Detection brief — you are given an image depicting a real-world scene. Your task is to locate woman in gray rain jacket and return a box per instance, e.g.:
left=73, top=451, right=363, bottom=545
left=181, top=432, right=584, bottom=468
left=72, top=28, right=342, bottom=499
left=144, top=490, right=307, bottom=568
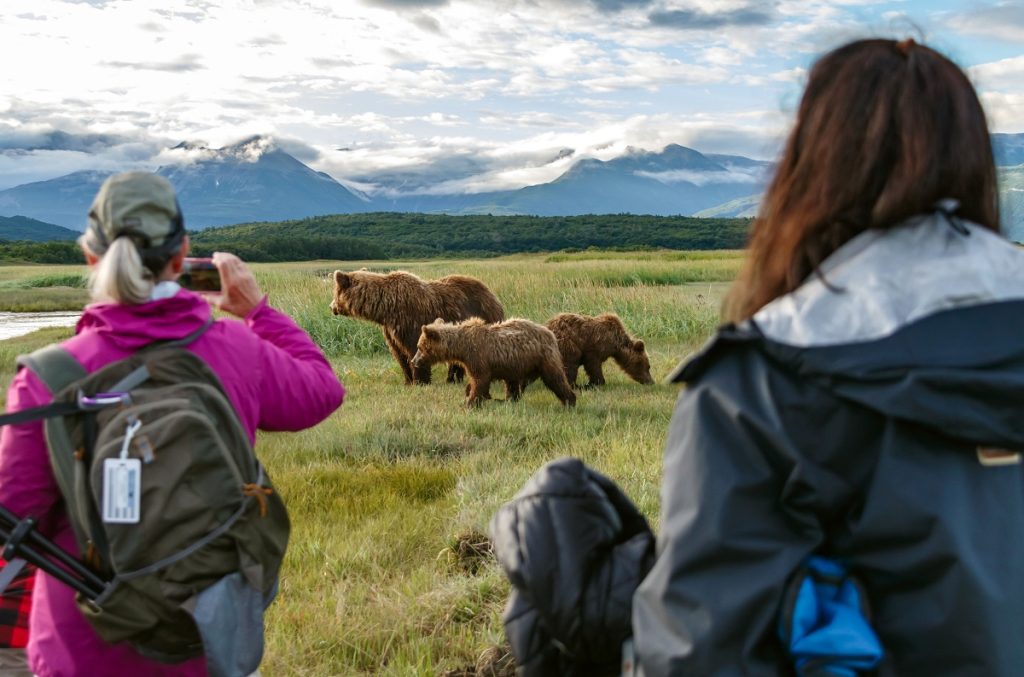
left=632, top=39, right=1024, bottom=675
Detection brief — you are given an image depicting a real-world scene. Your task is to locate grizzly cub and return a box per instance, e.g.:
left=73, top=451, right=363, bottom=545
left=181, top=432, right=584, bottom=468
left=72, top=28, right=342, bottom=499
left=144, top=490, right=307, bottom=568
left=545, top=312, right=654, bottom=388
left=411, top=318, right=576, bottom=407
left=331, top=269, right=504, bottom=385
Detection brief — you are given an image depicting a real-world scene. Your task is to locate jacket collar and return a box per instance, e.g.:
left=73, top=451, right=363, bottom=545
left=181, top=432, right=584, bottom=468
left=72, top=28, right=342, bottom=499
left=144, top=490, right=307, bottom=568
left=75, top=289, right=212, bottom=352
left=752, top=209, right=1024, bottom=348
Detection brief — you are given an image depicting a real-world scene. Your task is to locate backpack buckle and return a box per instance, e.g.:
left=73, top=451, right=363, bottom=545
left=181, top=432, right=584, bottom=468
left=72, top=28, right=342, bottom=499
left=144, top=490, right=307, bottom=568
left=77, top=390, right=132, bottom=410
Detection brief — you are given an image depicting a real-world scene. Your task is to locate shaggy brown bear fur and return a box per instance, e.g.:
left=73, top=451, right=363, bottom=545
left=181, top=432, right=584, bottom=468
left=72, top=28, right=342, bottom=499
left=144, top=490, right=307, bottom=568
left=331, top=269, right=505, bottom=385
left=410, top=318, right=576, bottom=407
left=545, top=312, right=654, bottom=387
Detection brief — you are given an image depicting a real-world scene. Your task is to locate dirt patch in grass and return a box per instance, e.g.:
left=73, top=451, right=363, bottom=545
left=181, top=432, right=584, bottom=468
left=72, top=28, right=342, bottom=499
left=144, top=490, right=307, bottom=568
left=442, top=645, right=516, bottom=677
left=439, top=530, right=495, bottom=576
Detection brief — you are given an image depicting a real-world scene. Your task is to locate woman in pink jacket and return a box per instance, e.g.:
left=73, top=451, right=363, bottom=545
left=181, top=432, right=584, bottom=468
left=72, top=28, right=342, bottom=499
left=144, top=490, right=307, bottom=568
left=0, top=171, right=345, bottom=676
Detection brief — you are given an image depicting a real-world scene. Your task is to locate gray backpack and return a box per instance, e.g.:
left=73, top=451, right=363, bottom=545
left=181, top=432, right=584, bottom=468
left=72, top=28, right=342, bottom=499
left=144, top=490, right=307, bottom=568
left=13, top=327, right=290, bottom=676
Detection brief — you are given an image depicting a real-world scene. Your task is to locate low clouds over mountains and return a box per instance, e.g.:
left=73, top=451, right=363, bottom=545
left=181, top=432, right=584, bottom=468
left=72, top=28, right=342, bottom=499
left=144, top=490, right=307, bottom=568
left=0, top=136, right=770, bottom=228
left=1, top=134, right=1022, bottom=243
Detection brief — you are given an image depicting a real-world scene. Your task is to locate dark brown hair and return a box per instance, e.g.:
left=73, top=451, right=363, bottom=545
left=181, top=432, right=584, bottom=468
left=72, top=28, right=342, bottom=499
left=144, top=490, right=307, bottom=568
left=724, top=38, right=999, bottom=322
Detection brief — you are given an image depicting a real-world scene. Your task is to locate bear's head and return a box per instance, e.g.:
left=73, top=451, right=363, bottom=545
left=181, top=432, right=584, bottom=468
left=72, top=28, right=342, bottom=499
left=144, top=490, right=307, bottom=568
left=411, top=318, right=447, bottom=369
left=615, top=339, right=655, bottom=385
left=330, top=269, right=424, bottom=321
left=330, top=271, right=355, bottom=316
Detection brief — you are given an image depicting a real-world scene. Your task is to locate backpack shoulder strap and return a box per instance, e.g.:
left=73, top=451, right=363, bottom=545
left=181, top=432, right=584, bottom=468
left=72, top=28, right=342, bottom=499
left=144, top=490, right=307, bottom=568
left=16, top=318, right=211, bottom=391
left=139, top=318, right=214, bottom=354
left=15, top=345, right=87, bottom=397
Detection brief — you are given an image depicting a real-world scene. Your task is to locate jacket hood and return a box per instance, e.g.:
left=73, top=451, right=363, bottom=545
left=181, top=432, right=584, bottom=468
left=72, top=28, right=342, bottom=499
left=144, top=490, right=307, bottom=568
left=676, top=208, right=1024, bottom=448
left=75, top=289, right=212, bottom=352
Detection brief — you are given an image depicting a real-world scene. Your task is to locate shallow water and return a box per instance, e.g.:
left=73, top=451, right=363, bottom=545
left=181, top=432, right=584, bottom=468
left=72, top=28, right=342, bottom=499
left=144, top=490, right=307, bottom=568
left=0, top=311, right=81, bottom=341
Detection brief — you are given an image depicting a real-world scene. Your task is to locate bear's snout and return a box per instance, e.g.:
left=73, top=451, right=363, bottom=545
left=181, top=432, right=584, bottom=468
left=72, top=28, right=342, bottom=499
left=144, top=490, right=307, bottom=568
left=410, top=350, right=425, bottom=367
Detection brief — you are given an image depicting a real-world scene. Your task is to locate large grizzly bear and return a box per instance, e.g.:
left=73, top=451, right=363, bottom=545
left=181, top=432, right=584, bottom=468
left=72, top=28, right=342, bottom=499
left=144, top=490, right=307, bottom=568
left=330, top=269, right=505, bottom=385
left=545, top=312, right=654, bottom=387
left=410, top=318, right=576, bottom=407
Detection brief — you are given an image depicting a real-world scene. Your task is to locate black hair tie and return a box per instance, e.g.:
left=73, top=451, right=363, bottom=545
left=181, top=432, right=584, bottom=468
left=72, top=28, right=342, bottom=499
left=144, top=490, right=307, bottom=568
left=934, top=198, right=969, bottom=236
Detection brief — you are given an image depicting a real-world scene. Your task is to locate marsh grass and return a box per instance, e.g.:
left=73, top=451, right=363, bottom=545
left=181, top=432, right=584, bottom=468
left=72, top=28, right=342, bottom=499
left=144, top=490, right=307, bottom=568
left=0, top=264, right=89, bottom=311
left=0, top=252, right=740, bottom=675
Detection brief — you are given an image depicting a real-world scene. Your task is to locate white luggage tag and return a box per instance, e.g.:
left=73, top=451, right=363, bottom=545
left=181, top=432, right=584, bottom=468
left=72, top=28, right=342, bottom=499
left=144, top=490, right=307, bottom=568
left=977, top=446, right=1022, bottom=467
left=102, top=418, right=143, bottom=524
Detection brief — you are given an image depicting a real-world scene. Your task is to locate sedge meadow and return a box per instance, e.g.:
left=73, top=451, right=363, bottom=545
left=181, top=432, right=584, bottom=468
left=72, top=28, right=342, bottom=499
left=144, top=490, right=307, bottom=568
left=0, top=251, right=740, bottom=675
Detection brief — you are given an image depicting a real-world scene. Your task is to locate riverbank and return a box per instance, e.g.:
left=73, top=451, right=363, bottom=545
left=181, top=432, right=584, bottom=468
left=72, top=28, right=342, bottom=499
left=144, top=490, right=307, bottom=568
left=0, top=311, right=80, bottom=341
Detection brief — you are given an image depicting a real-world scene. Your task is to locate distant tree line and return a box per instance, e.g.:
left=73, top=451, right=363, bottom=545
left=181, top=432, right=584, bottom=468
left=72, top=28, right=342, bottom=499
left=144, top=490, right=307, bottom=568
left=1, top=213, right=752, bottom=263
left=0, top=239, right=83, bottom=264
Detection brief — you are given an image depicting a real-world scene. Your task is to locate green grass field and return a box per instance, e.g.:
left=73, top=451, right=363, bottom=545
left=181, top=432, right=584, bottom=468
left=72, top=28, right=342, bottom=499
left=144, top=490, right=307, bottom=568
left=0, top=251, right=741, bottom=675
left=0, top=266, right=89, bottom=312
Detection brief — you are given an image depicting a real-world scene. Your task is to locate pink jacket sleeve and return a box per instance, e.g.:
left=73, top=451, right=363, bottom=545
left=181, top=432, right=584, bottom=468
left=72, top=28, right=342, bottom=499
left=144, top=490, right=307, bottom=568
left=0, top=370, right=62, bottom=531
left=245, top=297, right=345, bottom=431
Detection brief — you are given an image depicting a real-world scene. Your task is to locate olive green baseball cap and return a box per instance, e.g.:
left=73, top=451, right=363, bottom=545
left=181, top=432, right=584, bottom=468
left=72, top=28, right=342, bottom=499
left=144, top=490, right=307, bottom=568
left=83, top=171, right=184, bottom=255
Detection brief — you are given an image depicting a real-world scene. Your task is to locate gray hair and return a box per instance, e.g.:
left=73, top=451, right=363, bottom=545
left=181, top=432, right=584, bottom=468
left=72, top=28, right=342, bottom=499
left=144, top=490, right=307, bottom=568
left=79, top=234, right=158, bottom=305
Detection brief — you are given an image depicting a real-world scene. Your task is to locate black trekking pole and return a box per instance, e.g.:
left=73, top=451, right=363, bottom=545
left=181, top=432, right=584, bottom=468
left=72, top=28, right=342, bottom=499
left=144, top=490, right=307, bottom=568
left=0, top=504, right=106, bottom=599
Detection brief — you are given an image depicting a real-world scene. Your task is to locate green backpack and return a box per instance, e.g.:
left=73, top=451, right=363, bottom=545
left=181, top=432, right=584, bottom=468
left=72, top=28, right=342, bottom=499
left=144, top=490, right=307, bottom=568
left=15, top=328, right=290, bottom=675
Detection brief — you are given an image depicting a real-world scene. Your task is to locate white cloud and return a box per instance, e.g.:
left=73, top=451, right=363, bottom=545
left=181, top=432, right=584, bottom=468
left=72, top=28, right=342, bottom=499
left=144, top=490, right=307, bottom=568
left=0, top=0, right=1012, bottom=197
left=635, top=166, right=768, bottom=185
left=478, top=111, right=579, bottom=128
left=736, top=66, right=807, bottom=87
left=970, top=55, right=1024, bottom=134
left=981, top=92, right=1024, bottom=134
left=953, top=2, right=1024, bottom=43
left=700, top=46, right=749, bottom=67
left=313, top=110, right=787, bottom=196
left=971, top=55, right=1024, bottom=85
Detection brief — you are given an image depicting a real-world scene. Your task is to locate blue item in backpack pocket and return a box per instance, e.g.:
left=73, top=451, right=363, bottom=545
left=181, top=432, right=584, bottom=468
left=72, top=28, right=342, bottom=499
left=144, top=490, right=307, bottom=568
left=778, top=556, right=883, bottom=677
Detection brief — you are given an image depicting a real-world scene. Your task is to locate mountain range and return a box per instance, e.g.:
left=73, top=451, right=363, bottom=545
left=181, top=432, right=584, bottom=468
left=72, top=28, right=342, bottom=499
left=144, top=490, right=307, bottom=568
left=0, top=136, right=769, bottom=230
left=374, top=145, right=770, bottom=217
left=0, top=133, right=1022, bottom=241
left=0, top=215, right=79, bottom=242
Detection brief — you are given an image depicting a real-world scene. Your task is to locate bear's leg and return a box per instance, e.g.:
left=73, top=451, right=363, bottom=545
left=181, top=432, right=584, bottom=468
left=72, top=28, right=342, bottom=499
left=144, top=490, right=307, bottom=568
left=505, top=380, right=523, bottom=401
left=466, top=372, right=492, bottom=407
left=564, top=360, right=581, bottom=390
left=540, top=363, right=576, bottom=407
left=414, top=362, right=433, bottom=385
left=447, top=364, right=465, bottom=383
left=465, top=381, right=492, bottom=399
left=384, top=328, right=415, bottom=385
left=400, top=328, right=432, bottom=385
left=582, top=355, right=606, bottom=388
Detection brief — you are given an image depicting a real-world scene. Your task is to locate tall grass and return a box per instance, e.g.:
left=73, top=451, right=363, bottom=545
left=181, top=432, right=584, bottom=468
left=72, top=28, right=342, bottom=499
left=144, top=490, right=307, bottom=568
left=0, top=265, right=89, bottom=312
left=0, top=252, right=741, bottom=675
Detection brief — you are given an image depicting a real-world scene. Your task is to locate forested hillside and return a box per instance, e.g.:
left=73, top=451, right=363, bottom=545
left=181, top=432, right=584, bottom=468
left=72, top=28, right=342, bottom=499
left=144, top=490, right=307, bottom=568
left=1, top=213, right=750, bottom=263
left=0, top=240, right=82, bottom=263
left=0, top=215, right=79, bottom=242
left=187, top=212, right=751, bottom=261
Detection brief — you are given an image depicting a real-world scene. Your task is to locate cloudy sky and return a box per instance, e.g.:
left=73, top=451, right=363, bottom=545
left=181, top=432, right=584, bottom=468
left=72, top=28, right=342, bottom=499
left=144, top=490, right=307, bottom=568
left=1, top=0, right=1022, bottom=194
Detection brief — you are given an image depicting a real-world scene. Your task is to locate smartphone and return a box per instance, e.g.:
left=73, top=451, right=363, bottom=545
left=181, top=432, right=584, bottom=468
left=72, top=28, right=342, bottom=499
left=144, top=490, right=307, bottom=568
left=179, top=258, right=222, bottom=293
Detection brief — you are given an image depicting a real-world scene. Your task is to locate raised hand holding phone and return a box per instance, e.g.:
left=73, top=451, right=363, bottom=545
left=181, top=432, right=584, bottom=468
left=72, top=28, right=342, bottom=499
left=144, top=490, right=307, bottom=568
left=211, top=252, right=263, bottom=317
left=179, top=258, right=222, bottom=293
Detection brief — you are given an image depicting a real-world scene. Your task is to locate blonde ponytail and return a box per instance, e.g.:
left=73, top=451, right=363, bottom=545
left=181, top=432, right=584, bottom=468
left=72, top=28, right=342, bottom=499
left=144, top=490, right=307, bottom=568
left=82, top=236, right=155, bottom=304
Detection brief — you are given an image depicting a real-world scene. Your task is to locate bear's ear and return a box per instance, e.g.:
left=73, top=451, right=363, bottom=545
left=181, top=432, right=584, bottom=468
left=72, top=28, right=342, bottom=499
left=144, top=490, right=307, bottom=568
left=433, top=317, right=445, bottom=325
left=334, top=271, right=352, bottom=289
left=634, top=340, right=645, bottom=352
